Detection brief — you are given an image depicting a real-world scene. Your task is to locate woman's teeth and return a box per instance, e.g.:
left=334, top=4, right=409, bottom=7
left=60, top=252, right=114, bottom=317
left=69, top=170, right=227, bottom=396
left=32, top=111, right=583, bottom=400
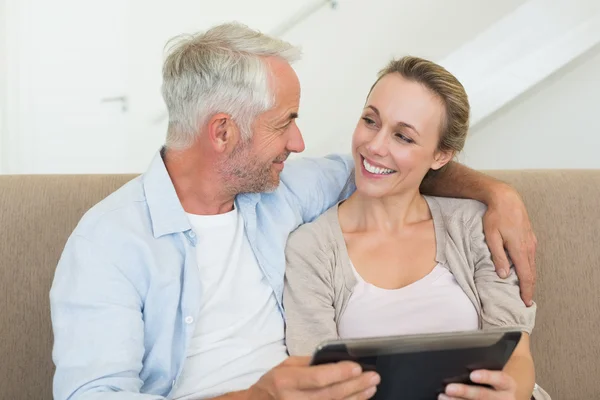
left=363, top=158, right=395, bottom=175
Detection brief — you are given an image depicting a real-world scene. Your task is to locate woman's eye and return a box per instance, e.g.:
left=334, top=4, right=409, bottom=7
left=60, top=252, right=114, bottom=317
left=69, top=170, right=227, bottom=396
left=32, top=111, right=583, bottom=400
left=396, top=133, right=414, bottom=143
left=362, top=117, right=376, bottom=126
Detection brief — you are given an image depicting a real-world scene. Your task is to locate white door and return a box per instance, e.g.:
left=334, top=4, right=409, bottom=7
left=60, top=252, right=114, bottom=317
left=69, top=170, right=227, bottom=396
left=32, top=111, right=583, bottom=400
left=4, top=0, right=130, bottom=173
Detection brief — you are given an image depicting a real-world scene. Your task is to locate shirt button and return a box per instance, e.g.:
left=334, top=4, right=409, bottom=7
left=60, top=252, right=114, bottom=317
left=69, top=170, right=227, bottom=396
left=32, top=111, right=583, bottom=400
left=185, top=316, right=194, bottom=324
left=188, top=231, right=196, bottom=238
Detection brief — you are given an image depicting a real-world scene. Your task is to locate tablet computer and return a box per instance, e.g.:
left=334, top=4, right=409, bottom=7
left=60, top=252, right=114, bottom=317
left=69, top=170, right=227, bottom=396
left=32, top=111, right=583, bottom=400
left=310, top=329, right=521, bottom=399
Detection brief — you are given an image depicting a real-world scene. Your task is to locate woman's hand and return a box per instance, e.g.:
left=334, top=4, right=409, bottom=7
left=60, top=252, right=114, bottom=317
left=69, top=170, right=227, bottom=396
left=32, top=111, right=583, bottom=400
left=438, top=370, right=517, bottom=400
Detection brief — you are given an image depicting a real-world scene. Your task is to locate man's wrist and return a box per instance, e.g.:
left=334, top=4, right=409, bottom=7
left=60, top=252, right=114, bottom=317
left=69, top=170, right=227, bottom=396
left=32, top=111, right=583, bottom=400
left=212, top=389, right=252, bottom=400
left=486, top=180, right=519, bottom=208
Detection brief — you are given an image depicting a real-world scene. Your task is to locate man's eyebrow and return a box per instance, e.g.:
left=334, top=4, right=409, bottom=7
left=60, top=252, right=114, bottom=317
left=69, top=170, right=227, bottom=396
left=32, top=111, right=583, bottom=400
left=289, top=112, right=299, bottom=120
left=365, top=105, right=419, bottom=136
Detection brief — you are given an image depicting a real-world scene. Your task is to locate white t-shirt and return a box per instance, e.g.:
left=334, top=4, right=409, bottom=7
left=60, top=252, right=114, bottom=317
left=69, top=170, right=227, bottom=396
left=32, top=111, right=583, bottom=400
left=172, top=208, right=288, bottom=400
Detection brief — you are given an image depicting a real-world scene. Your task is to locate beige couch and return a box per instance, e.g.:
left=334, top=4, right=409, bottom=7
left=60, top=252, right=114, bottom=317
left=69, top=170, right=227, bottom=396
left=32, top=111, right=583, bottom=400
left=1, top=171, right=599, bottom=399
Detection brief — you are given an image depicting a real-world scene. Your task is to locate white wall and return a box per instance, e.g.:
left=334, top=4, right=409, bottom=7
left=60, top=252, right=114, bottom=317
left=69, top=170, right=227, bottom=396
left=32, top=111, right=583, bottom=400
left=461, top=43, right=600, bottom=170
left=3, top=0, right=560, bottom=174
left=126, top=0, right=528, bottom=168
left=0, top=0, right=7, bottom=172
left=284, top=0, right=527, bottom=158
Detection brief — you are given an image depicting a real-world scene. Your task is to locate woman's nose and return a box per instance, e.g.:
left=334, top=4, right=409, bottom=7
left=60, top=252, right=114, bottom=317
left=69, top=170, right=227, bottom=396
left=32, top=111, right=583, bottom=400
left=366, top=130, right=389, bottom=156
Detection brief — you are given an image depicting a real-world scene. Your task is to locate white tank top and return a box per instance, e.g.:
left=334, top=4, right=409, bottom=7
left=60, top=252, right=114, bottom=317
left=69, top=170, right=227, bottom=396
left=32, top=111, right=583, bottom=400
left=338, top=262, right=479, bottom=339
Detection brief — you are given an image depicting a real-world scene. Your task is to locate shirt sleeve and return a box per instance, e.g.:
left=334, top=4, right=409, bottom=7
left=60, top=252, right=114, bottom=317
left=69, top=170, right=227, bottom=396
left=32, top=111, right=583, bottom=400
left=50, top=235, right=165, bottom=400
left=281, top=154, right=355, bottom=224
left=283, top=223, right=339, bottom=356
left=468, top=212, right=537, bottom=334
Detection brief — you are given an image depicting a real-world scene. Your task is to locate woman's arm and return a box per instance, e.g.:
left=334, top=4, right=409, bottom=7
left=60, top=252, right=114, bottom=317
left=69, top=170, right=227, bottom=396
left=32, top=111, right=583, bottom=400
left=283, top=223, right=339, bottom=356
left=504, top=334, right=536, bottom=400
left=421, top=161, right=537, bottom=306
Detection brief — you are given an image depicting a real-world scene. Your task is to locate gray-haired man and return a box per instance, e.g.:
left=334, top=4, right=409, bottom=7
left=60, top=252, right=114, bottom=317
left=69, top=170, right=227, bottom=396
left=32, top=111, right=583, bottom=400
left=51, top=22, right=537, bottom=400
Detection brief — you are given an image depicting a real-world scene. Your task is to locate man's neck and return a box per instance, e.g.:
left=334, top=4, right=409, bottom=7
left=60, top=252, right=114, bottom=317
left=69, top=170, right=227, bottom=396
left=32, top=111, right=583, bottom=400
left=164, top=149, right=236, bottom=215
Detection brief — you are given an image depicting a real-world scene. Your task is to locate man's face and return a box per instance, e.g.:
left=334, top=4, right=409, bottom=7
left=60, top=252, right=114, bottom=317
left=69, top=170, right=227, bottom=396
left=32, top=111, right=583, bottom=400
left=223, top=57, right=305, bottom=193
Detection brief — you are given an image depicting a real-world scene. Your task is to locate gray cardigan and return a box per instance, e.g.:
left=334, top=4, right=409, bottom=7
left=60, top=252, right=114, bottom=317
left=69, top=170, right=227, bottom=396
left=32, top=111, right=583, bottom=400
left=283, top=196, right=537, bottom=356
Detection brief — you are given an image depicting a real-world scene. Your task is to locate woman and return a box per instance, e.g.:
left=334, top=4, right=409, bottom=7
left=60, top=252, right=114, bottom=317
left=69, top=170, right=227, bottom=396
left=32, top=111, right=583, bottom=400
left=284, top=57, right=542, bottom=400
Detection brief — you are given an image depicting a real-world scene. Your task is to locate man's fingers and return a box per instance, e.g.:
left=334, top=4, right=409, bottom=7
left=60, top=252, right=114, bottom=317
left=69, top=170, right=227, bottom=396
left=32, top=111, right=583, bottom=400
left=486, top=230, right=510, bottom=278
left=312, top=371, right=379, bottom=400
left=281, top=356, right=311, bottom=367
left=293, top=361, right=364, bottom=389
left=506, top=239, right=535, bottom=306
left=526, top=232, right=537, bottom=305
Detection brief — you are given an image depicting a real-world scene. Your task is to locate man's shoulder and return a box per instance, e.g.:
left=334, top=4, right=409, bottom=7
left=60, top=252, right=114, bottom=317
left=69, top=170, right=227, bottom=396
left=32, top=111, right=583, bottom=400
left=73, top=176, right=149, bottom=238
left=279, top=154, right=353, bottom=181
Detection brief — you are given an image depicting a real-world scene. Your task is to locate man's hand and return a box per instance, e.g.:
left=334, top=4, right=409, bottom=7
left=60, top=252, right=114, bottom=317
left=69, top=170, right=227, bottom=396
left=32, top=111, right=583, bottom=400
left=438, top=370, right=518, bottom=400
left=245, top=356, right=379, bottom=400
left=483, top=183, right=537, bottom=306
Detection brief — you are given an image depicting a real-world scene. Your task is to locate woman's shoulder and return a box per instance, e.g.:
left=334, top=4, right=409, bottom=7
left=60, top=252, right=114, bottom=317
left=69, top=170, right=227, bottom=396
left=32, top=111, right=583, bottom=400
left=286, top=204, right=341, bottom=252
left=425, top=196, right=487, bottom=228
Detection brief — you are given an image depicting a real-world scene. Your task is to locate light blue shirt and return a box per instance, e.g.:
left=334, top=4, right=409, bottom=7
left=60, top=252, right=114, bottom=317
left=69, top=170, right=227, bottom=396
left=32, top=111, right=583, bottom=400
left=50, top=150, right=354, bottom=400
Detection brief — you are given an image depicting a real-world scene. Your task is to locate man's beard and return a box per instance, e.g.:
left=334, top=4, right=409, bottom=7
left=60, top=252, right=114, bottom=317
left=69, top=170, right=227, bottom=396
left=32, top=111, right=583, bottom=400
left=220, top=141, right=289, bottom=194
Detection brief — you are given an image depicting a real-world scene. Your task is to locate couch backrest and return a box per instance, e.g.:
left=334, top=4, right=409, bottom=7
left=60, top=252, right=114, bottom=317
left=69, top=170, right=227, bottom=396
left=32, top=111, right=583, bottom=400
left=486, top=170, right=600, bottom=399
left=0, top=174, right=137, bottom=399
left=0, top=171, right=598, bottom=399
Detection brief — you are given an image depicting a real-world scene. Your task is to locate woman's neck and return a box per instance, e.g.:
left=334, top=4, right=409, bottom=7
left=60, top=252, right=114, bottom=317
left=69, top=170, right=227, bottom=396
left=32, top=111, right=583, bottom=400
left=340, top=190, right=432, bottom=233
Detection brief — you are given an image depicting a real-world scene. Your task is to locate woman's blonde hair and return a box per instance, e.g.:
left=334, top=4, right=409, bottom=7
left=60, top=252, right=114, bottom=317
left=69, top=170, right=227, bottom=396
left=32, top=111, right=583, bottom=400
left=369, top=56, right=470, bottom=156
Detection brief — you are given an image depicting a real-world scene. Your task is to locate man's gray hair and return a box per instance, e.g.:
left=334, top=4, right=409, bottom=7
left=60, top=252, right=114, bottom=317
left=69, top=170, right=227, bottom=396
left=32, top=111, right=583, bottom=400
left=161, top=22, right=301, bottom=149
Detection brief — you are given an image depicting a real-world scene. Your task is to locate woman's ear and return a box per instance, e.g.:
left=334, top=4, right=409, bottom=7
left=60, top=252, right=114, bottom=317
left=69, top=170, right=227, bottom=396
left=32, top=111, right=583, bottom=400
left=431, top=149, right=454, bottom=171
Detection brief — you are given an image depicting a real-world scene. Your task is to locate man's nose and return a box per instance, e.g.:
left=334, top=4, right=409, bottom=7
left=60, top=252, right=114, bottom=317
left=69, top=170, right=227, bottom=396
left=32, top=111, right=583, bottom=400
left=287, top=123, right=305, bottom=153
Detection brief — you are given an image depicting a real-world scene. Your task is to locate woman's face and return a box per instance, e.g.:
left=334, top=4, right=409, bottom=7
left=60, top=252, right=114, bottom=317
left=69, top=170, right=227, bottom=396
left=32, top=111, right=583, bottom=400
left=352, top=73, right=452, bottom=199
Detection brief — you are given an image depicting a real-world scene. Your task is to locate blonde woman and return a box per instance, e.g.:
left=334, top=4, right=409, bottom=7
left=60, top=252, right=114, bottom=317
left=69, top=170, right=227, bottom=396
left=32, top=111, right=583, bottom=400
left=284, top=57, right=543, bottom=400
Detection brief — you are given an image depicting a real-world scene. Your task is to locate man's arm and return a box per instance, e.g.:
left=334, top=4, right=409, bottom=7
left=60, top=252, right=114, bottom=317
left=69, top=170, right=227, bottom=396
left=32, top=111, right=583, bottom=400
left=281, top=154, right=354, bottom=224
left=217, top=357, right=379, bottom=400
left=421, top=161, right=537, bottom=305
left=51, top=235, right=162, bottom=400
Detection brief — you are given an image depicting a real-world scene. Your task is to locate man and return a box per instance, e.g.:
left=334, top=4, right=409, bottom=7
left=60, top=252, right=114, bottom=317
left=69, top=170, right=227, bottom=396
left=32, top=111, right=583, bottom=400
left=50, top=22, right=537, bottom=400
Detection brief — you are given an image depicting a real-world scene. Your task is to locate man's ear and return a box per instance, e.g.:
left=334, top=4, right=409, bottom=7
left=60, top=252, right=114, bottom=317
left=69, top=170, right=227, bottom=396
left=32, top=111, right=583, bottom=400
left=206, top=113, right=240, bottom=152
left=431, top=149, right=454, bottom=171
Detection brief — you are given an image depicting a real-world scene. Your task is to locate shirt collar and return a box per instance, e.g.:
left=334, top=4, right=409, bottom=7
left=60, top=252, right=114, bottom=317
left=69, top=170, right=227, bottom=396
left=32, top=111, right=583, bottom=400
left=142, top=148, right=192, bottom=238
